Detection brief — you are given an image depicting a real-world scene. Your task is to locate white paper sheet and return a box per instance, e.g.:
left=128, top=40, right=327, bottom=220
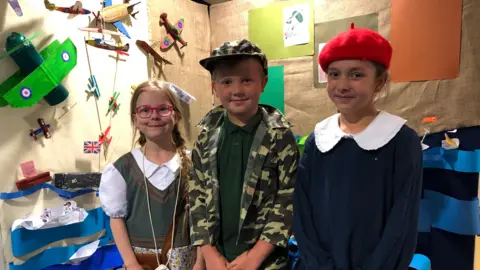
left=11, top=200, right=88, bottom=231
left=318, top=43, right=328, bottom=83
left=283, top=3, right=310, bottom=47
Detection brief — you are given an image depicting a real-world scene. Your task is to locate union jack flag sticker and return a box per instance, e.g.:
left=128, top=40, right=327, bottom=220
left=84, top=141, right=101, bottom=154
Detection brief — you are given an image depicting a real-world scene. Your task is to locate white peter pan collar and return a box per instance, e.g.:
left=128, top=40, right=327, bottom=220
left=131, top=148, right=180, bottom=178
left=314, top=111, right=407, bottom=153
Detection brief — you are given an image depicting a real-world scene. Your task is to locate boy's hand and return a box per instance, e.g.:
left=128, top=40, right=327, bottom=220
left=201, top=245, right=228, bottom=270
left=227, top=251, right=262, bottom=270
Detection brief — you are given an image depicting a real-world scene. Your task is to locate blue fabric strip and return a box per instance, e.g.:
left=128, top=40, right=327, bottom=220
left=423, top=147, right=480, bottom=173
left=11, top=207, right=106, bottom=257
left=0, top=183, right=97, bottom=200
left=9, top=213, right=113, bottom=270
left=409, top=254, right=431, bottom=270
left=41, top=244, right=123, bottom=270
left=418, top=190, right=480, bottom=235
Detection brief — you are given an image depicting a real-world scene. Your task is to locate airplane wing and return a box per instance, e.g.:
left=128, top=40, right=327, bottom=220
left=112, top=21, right=131, bottom=39
left=173, top=18, right=185, bottom=35
left=1, top=38, right=77, bottom=107
left=0, top=40, right=62, bottom=107
left=160, top=34, right=175, bottom=49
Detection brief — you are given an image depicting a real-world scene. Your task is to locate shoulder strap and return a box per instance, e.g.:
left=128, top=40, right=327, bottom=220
left=159, top=195, right=186, bottom=264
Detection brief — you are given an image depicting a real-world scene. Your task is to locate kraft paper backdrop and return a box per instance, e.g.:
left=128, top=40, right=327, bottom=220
left=210, top=0, right=480, bottom=138
left=0, top=0, right=210, bottom=267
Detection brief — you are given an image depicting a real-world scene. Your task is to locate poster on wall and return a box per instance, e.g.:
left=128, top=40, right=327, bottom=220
left=317, top=43, right=328, bottom=83
left=313, top=13, right=378, bottom=88
left=390, top=0, right=462, bottom=82
left=248, top=0, right=314, bottom=60
left=283, top=3, right=310, bottom=47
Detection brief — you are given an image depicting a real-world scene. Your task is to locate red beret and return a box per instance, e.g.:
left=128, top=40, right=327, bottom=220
left=318, top=23, right=392, bottom=72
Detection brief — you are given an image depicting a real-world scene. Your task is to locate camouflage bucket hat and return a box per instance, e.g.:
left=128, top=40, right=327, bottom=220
left=199, top=39, right=268, bottom=75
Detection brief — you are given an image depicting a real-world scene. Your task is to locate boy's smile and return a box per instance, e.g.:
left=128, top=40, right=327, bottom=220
left=212, top=57, right=268, bottom=126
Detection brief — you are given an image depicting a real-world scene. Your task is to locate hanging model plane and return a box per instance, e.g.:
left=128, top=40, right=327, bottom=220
left=0, top=32, right=77, bottom=108
left=99, top=126, right=112, bottom=145
left=92, top=0, right=140, bottom=39
left=44, top=0, right=91, bottom=15
left=159, top=13, right=187, bottom=50
left=29, top=118, right=51, bottom=141
left=86, top=38, right=129, bottom=55
left=136, top=40, right=171, bottom=65
left=8, top=0, right=23, bottom=16
left=78, top=27, right=127, bottom=38
left=106, top=91, right=120, bottom=116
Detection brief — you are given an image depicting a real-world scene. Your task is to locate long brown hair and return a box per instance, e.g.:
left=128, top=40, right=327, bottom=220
left=130, top=80, right=192, bottom=195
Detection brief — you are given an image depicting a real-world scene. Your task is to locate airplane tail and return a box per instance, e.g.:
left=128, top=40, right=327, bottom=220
left=128, top=1, right=141, bottom=14
left=131, top=11, right=139, bottom=19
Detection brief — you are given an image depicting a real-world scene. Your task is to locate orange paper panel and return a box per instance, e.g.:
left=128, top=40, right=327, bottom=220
left=390, top=0, right=463, bottom=82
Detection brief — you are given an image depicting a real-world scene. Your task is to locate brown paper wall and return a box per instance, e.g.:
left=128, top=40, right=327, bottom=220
left=147, top=0, right=211, bottom=142
left=210, top=0, right=480, bottom=137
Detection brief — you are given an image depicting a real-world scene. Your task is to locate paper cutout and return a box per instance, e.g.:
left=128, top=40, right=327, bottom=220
left=390, top=0, right=462, bottom=82
left=20, top=160, right=37, bottom=178
left=259, top=66, right=285, bottom=114
left=441, top=133, right=460, bottom=150
left=283, top=3, right=310, bottom=47
left=248, top=0, right=314, bottom=60
left=11, top=200, right=88, bottom=231
left=68, top=240, right=100, bottom=264
left=313, top=13, right=378, bottom=88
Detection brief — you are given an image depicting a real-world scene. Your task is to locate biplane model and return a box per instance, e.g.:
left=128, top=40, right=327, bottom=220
left=8, top=0, right=23, bottom=16
left=99, top=126, right=112, bottom=146
left=106, top=91, right=120, bottom=116
left=79, top=27, right=127, bottom=38
left=44, top=0, right=92, bottom=15
left=0, top=32, right=77, bottom=108
left=30, top=118, right=51, bottom=141
left=92, top=0, right=140, bottom=39
left=159, top=13, right=187, bottom=50
left=86, top=38, right=129, bottom=55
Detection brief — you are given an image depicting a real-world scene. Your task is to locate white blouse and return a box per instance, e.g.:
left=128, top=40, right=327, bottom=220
left=99, top=148, right=181, bottom=218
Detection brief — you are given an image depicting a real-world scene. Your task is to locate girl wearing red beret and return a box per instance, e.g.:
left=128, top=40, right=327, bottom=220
left=293, top=23, right=423, bottom=270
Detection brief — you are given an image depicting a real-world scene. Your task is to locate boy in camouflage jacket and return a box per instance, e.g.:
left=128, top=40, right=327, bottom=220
left=189, top=39, right=299, bottom=270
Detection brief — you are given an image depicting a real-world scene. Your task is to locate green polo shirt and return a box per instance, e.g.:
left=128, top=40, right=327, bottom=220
left=216, top=110, right=262, bottom=262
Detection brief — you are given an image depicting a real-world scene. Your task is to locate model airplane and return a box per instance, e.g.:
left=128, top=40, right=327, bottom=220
left=30, top=118, right=51, bottom=141
left=8, top=0, right=23, bottom=16
left=0, top=32, right=77, bottom=108
left=86, top=75, right=101, bottom=100
left=159, top=13, right=187, bottom=50
left=106, top=91, right=120, bottom=116
left=99, top=126, right=112, bottom=146
left=136, top=40, right=171, bottom=65
left=92, top=0, right=140, bottom=39
left=44, top=0, right=91, bottom=15
left=86, top=38, right=129, bottom=55
left=420, top=116, right=437, bottom=151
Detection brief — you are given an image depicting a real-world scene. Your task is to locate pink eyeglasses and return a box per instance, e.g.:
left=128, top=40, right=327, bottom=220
left=135, top=104, right=173, bottom=118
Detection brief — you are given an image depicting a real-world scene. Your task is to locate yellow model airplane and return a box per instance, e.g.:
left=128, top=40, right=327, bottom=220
left=93, top=0, right=140, bottom=39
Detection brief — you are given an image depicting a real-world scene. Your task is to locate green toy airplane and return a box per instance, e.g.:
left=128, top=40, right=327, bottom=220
left=0, top=32, right=77, bottom=108
left=106, top=91, right=120, bottom=116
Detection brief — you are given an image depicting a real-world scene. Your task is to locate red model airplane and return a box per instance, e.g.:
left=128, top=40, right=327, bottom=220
left=99, top=126, right=112, bottom=146
left=30, top=118, right=51, bottom=141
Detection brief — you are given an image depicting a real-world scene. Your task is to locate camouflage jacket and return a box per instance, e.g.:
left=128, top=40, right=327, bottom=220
left=189, top=105, right=299, bottom=269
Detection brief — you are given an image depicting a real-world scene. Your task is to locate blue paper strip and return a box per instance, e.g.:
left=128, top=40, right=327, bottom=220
left=9, top=213, right=113, bottom=270
left=423, top=147, right=480, bottom=173
left=409, top=254, right=431, bottom=270
left=41, top=244, right=123, bottom=270
left=12, top=207, right=107, bottom=257
left=0, top=183, right=97, bottom=200
left=418, top=190, right=480, bottom=235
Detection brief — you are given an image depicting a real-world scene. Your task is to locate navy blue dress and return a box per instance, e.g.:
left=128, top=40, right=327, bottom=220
left=293, top=125, right=423, bottom=270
